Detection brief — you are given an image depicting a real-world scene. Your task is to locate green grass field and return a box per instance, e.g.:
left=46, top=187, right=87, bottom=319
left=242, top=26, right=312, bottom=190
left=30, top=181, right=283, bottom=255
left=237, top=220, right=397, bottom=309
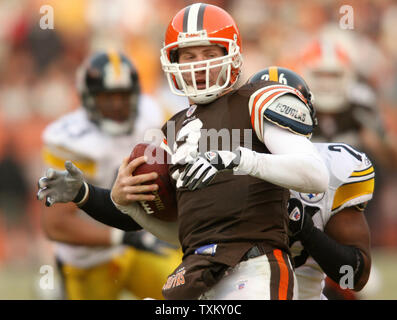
left=0, top=248, right=396, bottom=300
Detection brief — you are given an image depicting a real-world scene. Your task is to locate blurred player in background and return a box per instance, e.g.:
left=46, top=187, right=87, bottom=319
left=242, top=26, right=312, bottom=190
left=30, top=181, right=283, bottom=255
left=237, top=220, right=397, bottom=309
left=296, top=35, right=390, bottom=299
left=298, top=36, right=394, bottom=166
left=41, top=51, right=181, bottom=300
left=249, top=67, right=373, bottom=300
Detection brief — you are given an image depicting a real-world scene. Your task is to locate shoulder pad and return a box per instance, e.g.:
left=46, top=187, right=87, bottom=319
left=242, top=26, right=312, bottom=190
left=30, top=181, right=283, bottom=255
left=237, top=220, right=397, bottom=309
left=315, top=143, right=373, bottom=184
left=315, top=143, right=375, bottom=213
left=263, top=94, right=313, bottom=136
left=42, top=110, right=99, bottom=177
left=42, top=110, right=93, bottom=145
left=248, top=85, right=313, bottom=142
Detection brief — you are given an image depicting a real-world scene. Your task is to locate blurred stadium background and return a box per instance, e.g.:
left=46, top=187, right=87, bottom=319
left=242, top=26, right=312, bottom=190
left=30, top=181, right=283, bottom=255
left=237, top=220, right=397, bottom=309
left=0, top=0, right=396, bottom=299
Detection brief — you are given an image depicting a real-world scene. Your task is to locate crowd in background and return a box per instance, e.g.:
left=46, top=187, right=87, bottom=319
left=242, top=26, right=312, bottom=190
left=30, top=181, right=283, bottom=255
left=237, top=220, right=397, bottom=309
left=0, top=0, right=396, bottom=291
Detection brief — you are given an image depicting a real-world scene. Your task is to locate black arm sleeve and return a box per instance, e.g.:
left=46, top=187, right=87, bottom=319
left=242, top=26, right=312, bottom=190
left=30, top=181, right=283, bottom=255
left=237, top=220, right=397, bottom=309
left=301, top=227, right=365, bottom=287
left=79, top=184, right=142, bottom=232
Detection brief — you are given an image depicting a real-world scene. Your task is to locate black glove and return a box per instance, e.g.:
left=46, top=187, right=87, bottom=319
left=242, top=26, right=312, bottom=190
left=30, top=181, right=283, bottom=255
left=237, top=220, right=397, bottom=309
left=288, top=198, right=317, bottom=243
left=122, top=231, right=177, bottom=255
left=179, top=149, right=241, bottom=190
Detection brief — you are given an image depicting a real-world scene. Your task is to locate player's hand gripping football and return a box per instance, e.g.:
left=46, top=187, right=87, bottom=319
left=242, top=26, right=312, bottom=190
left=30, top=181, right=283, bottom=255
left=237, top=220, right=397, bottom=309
left=37, top=161, right=85, bottom=207
left=110, top=156, right=159, bottom=206
left=178, top=149, right=241, bottom=190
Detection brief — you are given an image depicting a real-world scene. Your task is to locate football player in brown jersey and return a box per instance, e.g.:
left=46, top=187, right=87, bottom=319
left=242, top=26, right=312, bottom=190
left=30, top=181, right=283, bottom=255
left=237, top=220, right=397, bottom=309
left=37, top=3, right=329, bottom=300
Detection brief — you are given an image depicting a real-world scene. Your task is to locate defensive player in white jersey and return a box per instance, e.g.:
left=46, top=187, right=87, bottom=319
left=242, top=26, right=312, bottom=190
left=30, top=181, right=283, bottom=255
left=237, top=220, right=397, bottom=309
left=249, top=67, right=373, bottom=300
left=41, top=51, right=182, bottom=300
left=288, top=142, right=373, bottom=300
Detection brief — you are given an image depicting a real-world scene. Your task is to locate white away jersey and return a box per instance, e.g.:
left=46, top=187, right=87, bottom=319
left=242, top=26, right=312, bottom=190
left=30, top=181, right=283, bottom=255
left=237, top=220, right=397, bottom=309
left=289, top=142, right=375, bottom=300
left=41, top=94, right=163, bottom=268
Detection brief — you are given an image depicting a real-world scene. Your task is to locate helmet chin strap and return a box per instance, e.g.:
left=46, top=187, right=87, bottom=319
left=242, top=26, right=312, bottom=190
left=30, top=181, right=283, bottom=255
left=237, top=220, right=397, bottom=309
left=99, top=119, right=132, bottom=136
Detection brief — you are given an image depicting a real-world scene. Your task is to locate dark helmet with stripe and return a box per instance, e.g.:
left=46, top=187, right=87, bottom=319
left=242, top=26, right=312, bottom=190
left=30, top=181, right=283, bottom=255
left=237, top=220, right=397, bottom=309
left=160, top=3, right=243, bottom=104
left=248, top=66, right=317, bottom=127
left=77, top=51, right=141, bottom=135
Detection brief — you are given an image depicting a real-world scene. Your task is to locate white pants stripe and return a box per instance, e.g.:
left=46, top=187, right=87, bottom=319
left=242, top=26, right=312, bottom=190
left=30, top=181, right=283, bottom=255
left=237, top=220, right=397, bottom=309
left=199, top=254, right=298, bottom=300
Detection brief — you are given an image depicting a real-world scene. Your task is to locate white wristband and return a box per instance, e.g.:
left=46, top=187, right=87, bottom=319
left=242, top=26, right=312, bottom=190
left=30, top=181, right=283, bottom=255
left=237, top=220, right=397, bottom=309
left=233, top=146, right=256, bottom=175
left=75, top=182, right=90, bottom=207
left=110, top=228, right=124, bottom=246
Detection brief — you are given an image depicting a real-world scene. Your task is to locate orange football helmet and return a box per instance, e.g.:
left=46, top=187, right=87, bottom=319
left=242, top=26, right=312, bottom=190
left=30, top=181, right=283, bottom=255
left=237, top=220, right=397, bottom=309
left=299, top=38, right=354, bottom=113
left=160, top=3, right=243, bottom=104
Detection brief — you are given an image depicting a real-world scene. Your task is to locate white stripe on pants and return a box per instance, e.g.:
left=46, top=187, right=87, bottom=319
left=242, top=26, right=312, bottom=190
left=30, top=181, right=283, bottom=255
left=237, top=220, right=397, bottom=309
left=199, top=255, right=298, bottom=300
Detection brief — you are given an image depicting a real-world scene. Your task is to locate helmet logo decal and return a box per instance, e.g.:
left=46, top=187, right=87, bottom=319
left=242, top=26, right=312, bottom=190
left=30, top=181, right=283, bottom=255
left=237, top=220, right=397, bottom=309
left=299, top=192, right=324, bottom=203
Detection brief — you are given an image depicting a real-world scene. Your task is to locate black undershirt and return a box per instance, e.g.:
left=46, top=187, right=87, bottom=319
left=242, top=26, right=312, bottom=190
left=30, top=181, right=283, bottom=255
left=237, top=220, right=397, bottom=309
left=79, top=184, right=142, bottom=231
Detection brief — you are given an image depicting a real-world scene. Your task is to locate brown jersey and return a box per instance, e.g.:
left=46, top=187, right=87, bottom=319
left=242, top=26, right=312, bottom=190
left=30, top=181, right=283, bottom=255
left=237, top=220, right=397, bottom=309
left=161, top=81, right=299, bottom=266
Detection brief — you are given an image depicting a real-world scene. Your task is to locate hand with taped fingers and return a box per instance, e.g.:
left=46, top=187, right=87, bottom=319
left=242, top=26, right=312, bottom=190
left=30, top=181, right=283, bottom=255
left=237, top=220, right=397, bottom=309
left=110, top=155, right=160, bottom=206
left=37, top=161, right=86, bottom=207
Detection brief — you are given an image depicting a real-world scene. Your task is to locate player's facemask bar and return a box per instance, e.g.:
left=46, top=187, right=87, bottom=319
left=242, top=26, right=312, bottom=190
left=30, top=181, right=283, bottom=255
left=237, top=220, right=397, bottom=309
left=161, top=37, right=242, bottom=104
left=83, top=92, right=138, bottom=136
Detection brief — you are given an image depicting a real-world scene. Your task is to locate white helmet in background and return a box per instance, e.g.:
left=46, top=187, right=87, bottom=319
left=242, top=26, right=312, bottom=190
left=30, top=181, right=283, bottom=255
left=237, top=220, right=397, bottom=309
left=299, top=37, right=355, bottom=113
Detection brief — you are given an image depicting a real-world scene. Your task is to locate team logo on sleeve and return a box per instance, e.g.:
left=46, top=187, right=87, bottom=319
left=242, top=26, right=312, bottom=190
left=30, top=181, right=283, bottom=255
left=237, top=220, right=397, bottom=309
left=299, top=192, right=324, bottom=203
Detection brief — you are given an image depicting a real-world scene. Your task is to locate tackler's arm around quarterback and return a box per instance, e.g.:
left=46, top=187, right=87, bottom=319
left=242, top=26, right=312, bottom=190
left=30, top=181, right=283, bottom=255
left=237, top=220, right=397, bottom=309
left=179, top=122, right=329, bottom=192
left=37, top=160, right=144, bottom=232
left=288, top=199, right=371, bottom=291
left=37, top=157, right=180, bottom=246
left=322, top=206, right=371, bottom=291
left=37, top=160, right=87, bottom=207
left=42, top=202, right=173, bottom=254
left=237, top=122, right=329, bottom=193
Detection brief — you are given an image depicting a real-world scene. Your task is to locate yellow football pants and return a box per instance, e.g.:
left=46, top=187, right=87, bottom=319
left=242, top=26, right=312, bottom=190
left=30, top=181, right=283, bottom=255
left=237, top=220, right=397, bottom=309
left=59, top=247, right=182, bottom=300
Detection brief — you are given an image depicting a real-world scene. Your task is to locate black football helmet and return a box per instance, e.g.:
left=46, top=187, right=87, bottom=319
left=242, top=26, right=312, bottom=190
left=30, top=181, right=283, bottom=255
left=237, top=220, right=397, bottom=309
left=248, top=66, right=317, bottom=127
left=77, top=51, right=141, bottom=135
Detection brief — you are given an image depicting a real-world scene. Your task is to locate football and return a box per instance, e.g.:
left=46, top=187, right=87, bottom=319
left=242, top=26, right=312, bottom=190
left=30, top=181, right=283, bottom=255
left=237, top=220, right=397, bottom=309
left=129, top=143, right=177, bottom=222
